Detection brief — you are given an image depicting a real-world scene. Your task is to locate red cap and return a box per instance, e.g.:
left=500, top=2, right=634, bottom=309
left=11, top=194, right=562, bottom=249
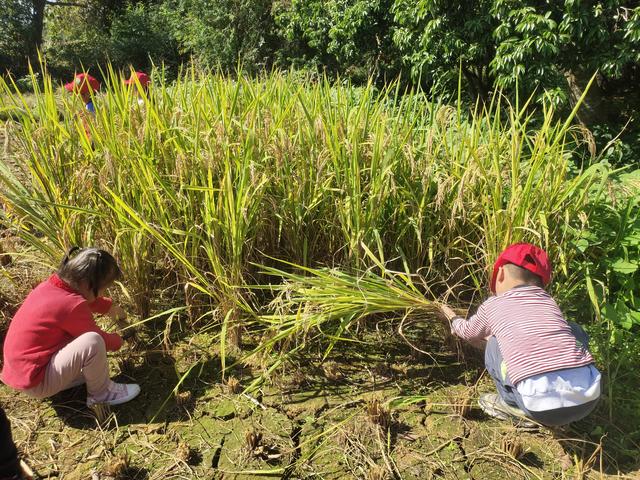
left=124, top=71, right=150, bottom=87
left=64, top=73, right=100, bottom=94
left=490, top=243, right=551, bottom=293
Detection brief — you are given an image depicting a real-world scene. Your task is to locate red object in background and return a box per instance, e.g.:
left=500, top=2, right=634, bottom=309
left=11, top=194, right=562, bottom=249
left=124, top=71, right=151, bottom=87
left=490, top=243, right=552, bottom=293
left=64, top=73, right=100, bottom=94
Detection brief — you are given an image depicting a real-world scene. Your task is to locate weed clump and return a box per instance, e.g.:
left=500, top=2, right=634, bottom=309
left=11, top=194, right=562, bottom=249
left=176, top=442, right=197, bottom=464
left=245, top=429, right=262, bottom=451
left=89, top=403, right=112, bottom=425
left=223, top=375, right=242, bottom=394
left=365, top=464, right=388, bottom=480
left=244, top=429, right=281, bottom=462
left=448, top=389, right=472, bottom=418
left=102, top=455, right=130, bottom=479
left=500, top=433, right=524, bottom=459
left=175, top=390, right=193, bottom=406
left=322, top=361, right=343, bottom=381
left=366, top=397, right=391, bottom=431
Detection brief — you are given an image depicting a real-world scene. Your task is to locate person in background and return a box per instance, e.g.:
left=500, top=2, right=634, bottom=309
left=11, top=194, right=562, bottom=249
left=0, top=405, right=23, bottom=480
left=440, top=243, right=601, bottom=427
left=1, top=248, right=140, bottom=410
left=64, top=73, right=100, bottom=115
left=124, top=71, right=151, bottom=106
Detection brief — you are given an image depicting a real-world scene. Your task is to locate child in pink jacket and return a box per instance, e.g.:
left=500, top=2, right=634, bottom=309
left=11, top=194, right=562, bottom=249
left=1, top=247, right=140, bottom=407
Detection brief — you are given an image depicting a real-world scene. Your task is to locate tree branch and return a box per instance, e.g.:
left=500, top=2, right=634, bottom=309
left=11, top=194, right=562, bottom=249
left=45, top=1, right=86, bottom=7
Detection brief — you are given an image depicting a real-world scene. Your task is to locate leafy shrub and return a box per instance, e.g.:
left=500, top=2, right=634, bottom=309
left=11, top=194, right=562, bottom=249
left=561, top=169, right=639, bottom=309
left=168, top=0, right=277, bottom=72
left=43, top=6, right=111, bottom=78
left=274, top=0, right=402, bottom=82
left=0, top=0, right=33, bottom=75
left=43, top=2, right=180, bottom=78
left=13, top=72, right=42, bottom=93
left=110, top=3, right=181, bottom=72
left=392, top=1, right=640, bottom=110
left=591, top=123, right=640, bottom=168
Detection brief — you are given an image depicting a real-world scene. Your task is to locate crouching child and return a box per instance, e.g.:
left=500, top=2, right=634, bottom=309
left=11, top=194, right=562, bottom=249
left=441, top=243, right=601, bottom=427
left=1, top=248, right=140, bottom=410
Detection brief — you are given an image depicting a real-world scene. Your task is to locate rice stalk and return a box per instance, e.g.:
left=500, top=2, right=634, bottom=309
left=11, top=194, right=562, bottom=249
left=251, top=256, right=440, bottom=361
left=0, top=63, right=611, bottom=371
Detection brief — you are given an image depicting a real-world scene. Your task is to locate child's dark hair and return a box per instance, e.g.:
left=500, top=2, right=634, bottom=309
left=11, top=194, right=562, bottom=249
left=504, top=263, right=544, bottom=288
left=57, top=247, right=123, bottom=297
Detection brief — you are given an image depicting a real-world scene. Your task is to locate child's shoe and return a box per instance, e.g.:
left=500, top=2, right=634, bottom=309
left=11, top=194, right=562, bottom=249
left=478, top=393, right=536, bottom=427
left=87, top=381, right=141, bottom=407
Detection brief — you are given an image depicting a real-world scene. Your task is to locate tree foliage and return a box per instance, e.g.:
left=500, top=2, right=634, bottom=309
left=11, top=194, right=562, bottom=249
left=1, top=0, right=639, bottom=125
left=392, top=0, right=496, bottom=99
left=393, top=0, right=640, bottom=110
left=490, top=1, right=640, bottom=105
left=274, top=0, right=401, bottom=81
left=109, top=3, right=180, bottom=71
left=0, top=0, right=35, bottom=73
left=42, top=1, right=180, bottom=77
left=43, top=5, right=111, bottom=75
left=168, top=0, right=277, bottom=72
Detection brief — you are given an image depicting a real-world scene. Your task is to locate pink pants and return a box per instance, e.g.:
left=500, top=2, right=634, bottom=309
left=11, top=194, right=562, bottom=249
left=24, top=332, right=111, bottom=399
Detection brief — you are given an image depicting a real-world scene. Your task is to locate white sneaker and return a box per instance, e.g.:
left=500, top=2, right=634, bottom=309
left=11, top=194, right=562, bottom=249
left=478, top=393, right=536, bottom=427
left=87, top=382, right=141, bottom=407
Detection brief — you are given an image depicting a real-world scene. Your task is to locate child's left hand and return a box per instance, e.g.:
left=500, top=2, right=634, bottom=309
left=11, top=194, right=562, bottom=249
left=108, top=304, right=136, bottom=342
left=108, top=304, right=127, bottom=324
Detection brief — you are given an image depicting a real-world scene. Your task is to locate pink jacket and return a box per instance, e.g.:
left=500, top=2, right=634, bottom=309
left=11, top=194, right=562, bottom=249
left=1, top=274, right=122, bottom=389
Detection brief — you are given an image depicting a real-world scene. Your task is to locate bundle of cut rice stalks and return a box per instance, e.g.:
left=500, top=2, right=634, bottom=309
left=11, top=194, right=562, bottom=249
left=247, top=252, right=447, bottom=376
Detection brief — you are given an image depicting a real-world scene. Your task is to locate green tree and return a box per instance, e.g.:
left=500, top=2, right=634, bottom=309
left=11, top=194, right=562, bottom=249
left=168, top=0, right=277, bottom=72
left=392, top=0, right=495, bottom=100
left=0, top=0, right=140, bottom=74
left=490, top=1, right=640, bottom=120
left=110, top=3, right=181, bottom=71
left=43, top=4, right=112, bottom=75
left=0, top=0, right=33, bottom=73
left=43, top=1, right=180, bottom=76
left=275, top=0, right=401, bottom=82
left=392, top=0, right=640, bottom=119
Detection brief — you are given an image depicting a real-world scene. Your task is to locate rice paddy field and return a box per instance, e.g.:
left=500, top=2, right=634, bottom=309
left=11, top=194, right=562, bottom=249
left=1, top=69, right=639, bottom=479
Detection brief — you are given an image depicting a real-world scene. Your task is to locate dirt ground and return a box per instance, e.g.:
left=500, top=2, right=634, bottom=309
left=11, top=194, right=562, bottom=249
left=1, top=249, right=639, bottom=480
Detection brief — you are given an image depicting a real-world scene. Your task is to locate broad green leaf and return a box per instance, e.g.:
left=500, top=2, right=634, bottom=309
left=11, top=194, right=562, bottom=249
left=611, top=259, right=639, bottom=275
left=575, top=238, right=589, bottom=252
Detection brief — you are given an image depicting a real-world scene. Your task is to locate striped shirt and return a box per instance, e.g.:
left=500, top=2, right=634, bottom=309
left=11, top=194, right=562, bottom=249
left=451, top=286, right=594, bottom=385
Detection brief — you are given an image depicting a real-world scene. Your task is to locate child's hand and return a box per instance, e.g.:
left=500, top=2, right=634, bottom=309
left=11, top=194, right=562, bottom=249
left=107, top=304, right=136, bottom=342
left=434, top=303, right=455, bottom=340
left=108, top=304, right=127, bottom=324
left=438, top=303, right=459, bottom=321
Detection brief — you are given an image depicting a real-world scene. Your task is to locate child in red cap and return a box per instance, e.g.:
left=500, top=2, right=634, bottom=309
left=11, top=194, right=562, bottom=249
left=64, top=73, right=100, bottom=115
left=440, top=243, right=601, bottom=426
left=124, top=71, right=150, bottom=107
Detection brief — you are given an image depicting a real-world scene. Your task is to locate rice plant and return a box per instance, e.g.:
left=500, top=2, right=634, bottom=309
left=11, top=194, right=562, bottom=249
left=0, top=64, right=610, bottom=372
